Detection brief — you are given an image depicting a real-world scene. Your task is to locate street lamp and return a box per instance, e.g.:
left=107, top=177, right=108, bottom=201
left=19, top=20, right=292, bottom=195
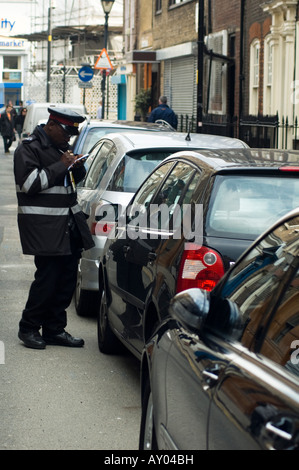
left=46, top=0, right=56, bottom=102
left=100, top=0, right=115, bottom=119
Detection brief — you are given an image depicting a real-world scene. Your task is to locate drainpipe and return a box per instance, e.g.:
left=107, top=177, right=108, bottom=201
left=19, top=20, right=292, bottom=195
left=293, top=1, right=298, bottom=125
left=197, top=0, right=204, bottom=133
left=239, top=0, right=245, bottom=138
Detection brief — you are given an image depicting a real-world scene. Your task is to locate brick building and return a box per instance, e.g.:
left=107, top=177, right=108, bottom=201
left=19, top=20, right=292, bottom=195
left=116, top=0, right=299, bottom=148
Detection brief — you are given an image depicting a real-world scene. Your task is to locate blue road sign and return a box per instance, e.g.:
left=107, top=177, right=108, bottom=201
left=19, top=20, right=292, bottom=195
left=78, top=66, right=94, bottom=82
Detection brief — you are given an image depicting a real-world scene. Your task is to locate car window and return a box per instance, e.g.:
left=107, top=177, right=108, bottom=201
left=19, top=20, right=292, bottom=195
left=108, top=151, right=173, bottom=193
left=259, top=265, right=299, bottom=379
left=152, top=162, right=197, bottom=232
left=79, top=127, right=123, bottom=154
left=84, top=141, right=116, bottom=189
left=127, top=161, right=175, bottom=223
left=207, top=175, right=299, bottom=240
left=212, top=215, right=299, bottom=348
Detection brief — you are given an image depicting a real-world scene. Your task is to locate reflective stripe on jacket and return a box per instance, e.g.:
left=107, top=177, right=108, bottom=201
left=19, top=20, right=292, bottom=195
left=14, top=125, right=94, bottom=256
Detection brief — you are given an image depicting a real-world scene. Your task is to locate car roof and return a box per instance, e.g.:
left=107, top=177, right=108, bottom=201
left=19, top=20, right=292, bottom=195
left=97, top=130, right=248, bottom=150
left=81, top=119, right=175, bottom=132
left=163, top=148, right=299, bottom=169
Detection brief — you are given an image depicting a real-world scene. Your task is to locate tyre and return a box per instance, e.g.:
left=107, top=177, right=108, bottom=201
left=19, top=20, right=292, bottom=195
left=97, top=287, right=122, bottom=354
left=75, top=270, right=100, bottom=317
left=139, top=379, right=158, bottom=450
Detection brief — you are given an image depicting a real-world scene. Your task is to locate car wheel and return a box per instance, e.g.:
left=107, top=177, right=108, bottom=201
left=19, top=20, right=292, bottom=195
left=75, top=270, right=100, bottom=317
left=139, top=379, right=158, bottom=450
left=97, top=286, right=122, bottom=354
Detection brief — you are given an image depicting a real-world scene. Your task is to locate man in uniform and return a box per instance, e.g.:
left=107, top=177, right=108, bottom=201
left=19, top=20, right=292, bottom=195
left=14, top=107, right=95, bottom=349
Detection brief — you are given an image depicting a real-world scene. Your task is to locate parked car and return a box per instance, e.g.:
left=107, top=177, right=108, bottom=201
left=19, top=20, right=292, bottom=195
left=75, top=131, right=248, bottom=316
left=71, top=119, right=177, bottom=156
left=139, top=208, right=299, bottom=450
left=98, top=148, right=299, bottom=359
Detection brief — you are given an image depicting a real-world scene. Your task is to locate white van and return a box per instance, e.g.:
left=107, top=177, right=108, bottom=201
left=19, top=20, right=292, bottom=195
left=22, top=102, right=88, bottom=138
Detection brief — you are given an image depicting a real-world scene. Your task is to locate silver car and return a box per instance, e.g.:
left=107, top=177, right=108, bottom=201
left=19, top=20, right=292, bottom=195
left=75, top=130, right=248, bottom=316
left=71, top=118, right=175, bottom=156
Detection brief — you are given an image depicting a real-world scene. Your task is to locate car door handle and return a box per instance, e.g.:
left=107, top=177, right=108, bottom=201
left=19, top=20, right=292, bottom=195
left=202, top=368, right=219, bottom=382
left=265, top=421, right=293, bottom=441
left=148, top=252, right=157, bottom=261
left=202, top=365, right=221, bottom=388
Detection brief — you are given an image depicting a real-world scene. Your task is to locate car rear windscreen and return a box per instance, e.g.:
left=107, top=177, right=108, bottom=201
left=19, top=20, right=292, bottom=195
left=207, top=174, right=299, bottom=240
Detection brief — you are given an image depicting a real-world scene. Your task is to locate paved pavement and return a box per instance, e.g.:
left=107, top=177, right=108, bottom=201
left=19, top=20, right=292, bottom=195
left=0, top=141, right=141, bottom=450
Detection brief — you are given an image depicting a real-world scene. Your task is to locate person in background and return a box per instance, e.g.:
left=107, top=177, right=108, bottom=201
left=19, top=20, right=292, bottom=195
left=15, top=107, right=27, bottom=141
left=96, top=100, right=103, bottom=119
left=14, top=107, right=95, bottom=350
left=7, top=100, right=17, bottom=118
left=147, top=95, right=178, bottom=129
left=0, top=104, right=16, bottom=153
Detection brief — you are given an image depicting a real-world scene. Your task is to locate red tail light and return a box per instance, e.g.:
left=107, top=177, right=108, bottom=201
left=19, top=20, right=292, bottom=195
left=176, top=245, right=225, bottom=293
left=91, top=221, right=115, bottom=236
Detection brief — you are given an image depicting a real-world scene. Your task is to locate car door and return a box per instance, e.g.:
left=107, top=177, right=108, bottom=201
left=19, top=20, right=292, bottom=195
left=106, top=161, right=174, bottom=346
left=77, top=140, right=115, bottom=214
left=208, top=215, right=299, bottom=450
left=124, top=161, right=198, bottom=352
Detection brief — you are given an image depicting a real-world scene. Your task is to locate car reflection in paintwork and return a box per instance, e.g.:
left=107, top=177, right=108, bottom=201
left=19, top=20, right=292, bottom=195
left=139, top=209, right=299, bottom=450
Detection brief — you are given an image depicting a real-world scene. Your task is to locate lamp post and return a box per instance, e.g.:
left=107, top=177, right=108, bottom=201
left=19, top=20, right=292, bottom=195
left=100, top=0, right=114, bottom=119
left=47, top=0, right=55, bottom=102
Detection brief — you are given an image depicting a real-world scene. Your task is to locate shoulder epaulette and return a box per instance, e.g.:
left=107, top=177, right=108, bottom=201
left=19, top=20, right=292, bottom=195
left=23, top=136, right=37, bottom=144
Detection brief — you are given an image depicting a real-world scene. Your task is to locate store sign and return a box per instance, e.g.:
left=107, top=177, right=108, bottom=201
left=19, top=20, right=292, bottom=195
left=0, top=37, right=26, bottom=48
left=0, top=18, right=15, bottom=32
left=0, top=16, right=30, bottom=36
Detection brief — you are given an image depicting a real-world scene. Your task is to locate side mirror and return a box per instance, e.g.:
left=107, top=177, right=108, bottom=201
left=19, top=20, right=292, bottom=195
left=169, top=288, right=244, bottom=342
left=169, top=288, right=210, bottom=333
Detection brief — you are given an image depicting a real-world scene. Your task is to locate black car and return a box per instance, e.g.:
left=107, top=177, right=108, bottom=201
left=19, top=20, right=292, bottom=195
left=98, top=148, right=299, bottom=359
left=139, top=208, right=299, bottom=450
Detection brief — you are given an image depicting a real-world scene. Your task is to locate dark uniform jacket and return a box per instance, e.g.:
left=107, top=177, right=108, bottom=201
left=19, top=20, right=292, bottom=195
left=147, top=103, right=178, bottom=129
left=14, top=125, right=94, bottom=256
left=0, top=112, right=15, bottom=137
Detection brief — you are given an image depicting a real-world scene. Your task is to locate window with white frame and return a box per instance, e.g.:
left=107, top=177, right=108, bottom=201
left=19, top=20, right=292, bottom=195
left=264, top=38, right=273, bottom=115
left=156, top=0, right=162, bottom=12
left=204, top=30, right=228, bottom=115
left=169, top=0, right=189, bottom=6
left=249, top=40, right=260, bottom=115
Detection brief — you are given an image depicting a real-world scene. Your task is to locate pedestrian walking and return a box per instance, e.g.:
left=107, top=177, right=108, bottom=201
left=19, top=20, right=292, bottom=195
left=15, top=107, right=27, bottom=140
left=0, top=104, right=16, bottom=153
left=14, top=107, right=95, bottom=350
left=147, top=96, right=178, bottom=129
left=96, top=100, right=103, bottom=119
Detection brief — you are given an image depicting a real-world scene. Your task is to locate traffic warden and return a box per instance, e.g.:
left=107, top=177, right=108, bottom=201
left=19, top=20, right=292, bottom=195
left=14, top=107, right=95, bottom=350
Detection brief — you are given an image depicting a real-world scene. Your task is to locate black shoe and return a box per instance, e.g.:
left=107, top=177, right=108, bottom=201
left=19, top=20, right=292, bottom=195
left=18, top=330, right=46, bottom=350
left=43, top=331, right=84, bottom=347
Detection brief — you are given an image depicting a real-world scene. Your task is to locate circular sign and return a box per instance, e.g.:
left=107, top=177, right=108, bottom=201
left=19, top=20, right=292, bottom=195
left=78, top=66, right=94, bottom=82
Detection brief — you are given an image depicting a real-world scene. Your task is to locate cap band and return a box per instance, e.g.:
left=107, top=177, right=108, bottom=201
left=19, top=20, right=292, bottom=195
left=49, top=114, right=79, bottom=127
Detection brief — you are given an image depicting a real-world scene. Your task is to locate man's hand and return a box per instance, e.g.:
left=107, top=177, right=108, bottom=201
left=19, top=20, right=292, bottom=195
left=61, top=149, right=77, bottom=168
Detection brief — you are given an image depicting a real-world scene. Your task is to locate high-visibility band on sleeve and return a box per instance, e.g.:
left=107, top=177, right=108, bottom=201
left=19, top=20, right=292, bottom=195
left=21, top=169, right=50, bottom=193
left=22, top=169, right=39, bottom=192
left=70, top=204, right=82, bottom=215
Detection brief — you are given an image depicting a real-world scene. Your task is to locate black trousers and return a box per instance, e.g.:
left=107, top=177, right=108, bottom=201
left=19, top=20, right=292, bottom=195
left=3, top=136, right=13, bottom=152
left=19, top=254, right=78, bottom=335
